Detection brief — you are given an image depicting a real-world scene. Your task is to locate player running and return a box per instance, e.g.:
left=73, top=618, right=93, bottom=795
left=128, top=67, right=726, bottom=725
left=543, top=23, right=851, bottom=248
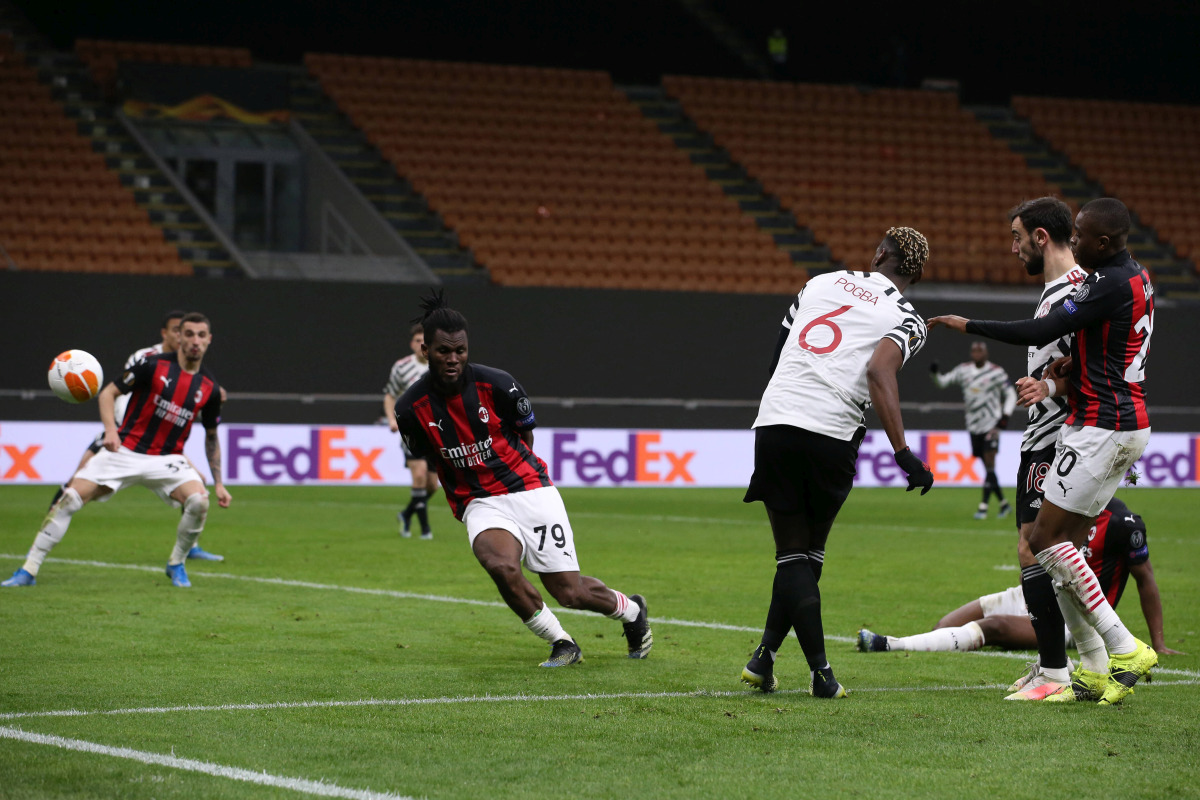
left=857, top=496, right=1180, bottom=669
left=383, top=323, right=439, bottom=539
left=929, top=341, right=1016, bottom=519
left=929, top=198, right=1157, bottom=704
left=740, top=227, right=935, bottom=698
left=393, top=292, right=651, bottom=667
left=3, top=313, right=231, bottom=589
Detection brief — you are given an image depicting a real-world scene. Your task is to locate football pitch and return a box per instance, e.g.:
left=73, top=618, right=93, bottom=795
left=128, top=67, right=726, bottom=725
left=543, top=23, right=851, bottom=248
left=1, top=484, right=1197, bottom=799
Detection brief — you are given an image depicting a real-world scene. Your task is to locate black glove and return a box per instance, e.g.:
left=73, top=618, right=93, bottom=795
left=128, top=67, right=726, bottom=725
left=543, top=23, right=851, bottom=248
left=928, top=361, right=939, bottom=375
left=996, top=417, right=1008, bottom=429
left=894, top=447, right=933, bottom=495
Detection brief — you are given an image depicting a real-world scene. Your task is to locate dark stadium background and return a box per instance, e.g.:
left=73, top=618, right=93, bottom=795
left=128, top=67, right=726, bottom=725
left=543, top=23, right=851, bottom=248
left=3, top=0, right=1197, bottom=430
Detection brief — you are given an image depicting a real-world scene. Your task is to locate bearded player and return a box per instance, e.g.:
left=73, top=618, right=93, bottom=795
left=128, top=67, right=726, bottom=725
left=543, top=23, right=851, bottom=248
left=3, top=313, right=231, bottom=589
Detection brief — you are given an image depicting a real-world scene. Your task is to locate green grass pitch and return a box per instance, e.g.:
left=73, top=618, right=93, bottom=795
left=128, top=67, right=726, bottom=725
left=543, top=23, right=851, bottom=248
left=1, top=485, right=1197, bottom=799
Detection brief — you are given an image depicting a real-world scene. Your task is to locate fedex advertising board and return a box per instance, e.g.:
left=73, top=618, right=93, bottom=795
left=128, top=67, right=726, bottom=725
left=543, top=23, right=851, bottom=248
left=0, top=422, right=1196, bottom=488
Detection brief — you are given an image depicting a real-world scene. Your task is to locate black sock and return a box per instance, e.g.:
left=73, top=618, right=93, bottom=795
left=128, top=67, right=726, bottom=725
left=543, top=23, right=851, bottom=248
left=411, top=489, right=430, bottom=532
left=807, top=548, right=825, bottom=583
left=758, top=549, right=798, bottom=657
left=987, top=471, right=1005, bottom=502
left=773, top=554, right=827, bottom=672
left=1021, top=563, right=1068, bottom=670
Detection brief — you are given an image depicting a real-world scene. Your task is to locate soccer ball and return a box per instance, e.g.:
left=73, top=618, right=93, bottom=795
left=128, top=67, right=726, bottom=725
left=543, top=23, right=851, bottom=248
left=47, top=350, right=104, bottom=403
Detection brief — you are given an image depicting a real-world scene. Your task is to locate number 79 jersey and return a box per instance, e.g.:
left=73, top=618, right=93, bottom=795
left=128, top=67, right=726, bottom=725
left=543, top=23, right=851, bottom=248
left=753, top=270, right=927, bottom=441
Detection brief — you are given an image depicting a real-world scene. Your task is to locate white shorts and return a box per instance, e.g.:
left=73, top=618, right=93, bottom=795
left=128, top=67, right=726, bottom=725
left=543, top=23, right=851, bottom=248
left=1046, top=425, right=1150, bottom=517
left=978, top=584, right=1074, bottom=647
left=74, top=447, right=203, bottom=507
left=462, top=486, right=581, bottom=574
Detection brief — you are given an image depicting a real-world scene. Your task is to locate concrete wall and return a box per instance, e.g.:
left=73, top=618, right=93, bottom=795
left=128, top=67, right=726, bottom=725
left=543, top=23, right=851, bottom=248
left=2, top=272, right=1194, bottom=431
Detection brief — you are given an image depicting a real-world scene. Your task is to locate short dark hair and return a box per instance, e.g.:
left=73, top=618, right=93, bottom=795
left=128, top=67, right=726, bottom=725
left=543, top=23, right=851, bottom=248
left=180, top=311, right=211, bottom=330
left=1009, top=197, right=1073, bottom=245
left=161, top=309, right=187, bottom=328
left=1080, top=197, right=1131, bottom=239
left=413, top=289, right=468, bottom=342
left=409, top=323, right=424, bottom=338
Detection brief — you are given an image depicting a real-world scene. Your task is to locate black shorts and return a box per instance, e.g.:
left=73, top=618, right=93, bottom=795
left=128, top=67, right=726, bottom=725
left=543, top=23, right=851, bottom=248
left=970, top=431, right=999, bottom=459
left=1015, top=444, right=1056, bottom=528
left=743, top=424, right=863, bottom=524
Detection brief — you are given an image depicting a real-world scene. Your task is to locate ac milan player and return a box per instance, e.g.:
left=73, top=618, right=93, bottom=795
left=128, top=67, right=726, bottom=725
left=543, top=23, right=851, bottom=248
left=857, top=497, right=1181, bottom=670
left=741, top=227, right=935, bottom=699
left=3, top=313, right=231, bottom=589
left=393, top=292, right=651, bottom=667
left=929, top=198, right=1158, bottom=704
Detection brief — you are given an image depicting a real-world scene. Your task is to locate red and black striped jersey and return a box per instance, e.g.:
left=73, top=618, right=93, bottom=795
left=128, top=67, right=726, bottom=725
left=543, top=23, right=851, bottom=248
left=116, top=352, right=222, bottom=456
left=1063, top=252, right=1154, bottom=430
left=394, top=363, right=552, bottom=520
left=966, top=249, right=1153, bottom=431
left=1082, top=496, right=1149, bottom=609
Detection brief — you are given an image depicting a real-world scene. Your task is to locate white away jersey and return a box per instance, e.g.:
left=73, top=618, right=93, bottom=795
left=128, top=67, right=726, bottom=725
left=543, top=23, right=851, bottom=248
left=1022, top=266, right=1087, bottom=451
left=114, top=343, right=163, bottom=425
left=932, top=360, right=1016, bottom=434
left=754, top=270, right=927, bottom=441
left=384, top=354, right=429, bottom=398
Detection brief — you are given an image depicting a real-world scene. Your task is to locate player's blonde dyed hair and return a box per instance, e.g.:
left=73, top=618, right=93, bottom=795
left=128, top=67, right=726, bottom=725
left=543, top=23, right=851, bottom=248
left=885, top=227, right=930, bottom=275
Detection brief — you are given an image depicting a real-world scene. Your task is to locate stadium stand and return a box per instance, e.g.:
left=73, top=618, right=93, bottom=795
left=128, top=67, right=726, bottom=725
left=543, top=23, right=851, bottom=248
left=75, top=39, right=254, bottom=97
left=306, top=54, right=805, bottom=293
left=663, top=76, right=1059, bottom=284
left=1014, top=95, right=1200, bottom=274
left=0, top=34, right=188, bottom=275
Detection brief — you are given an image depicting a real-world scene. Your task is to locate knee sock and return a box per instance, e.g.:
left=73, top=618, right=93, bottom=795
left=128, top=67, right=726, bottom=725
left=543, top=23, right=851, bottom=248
left=887, top=621, right=984, bottom=652
left=524, top=604, right=571, bottom=643
left=772, top=552, right=827, bottom=672
left=169, top=493, right=209, bottom=565
left=807, top=548, right=825, bottom=583
left=606, top=590, right=642, bottom=623
left=988, top=471, right=1005, bottom=502
left=1037, top=541, right=1136, bottom=656
left=1021, top=563, right=1069, bottom=670
left=1053, top=582, right=1109, bottom=672
left=410, top=489, right=430, bottom=532
left=48, top=485, right=66, bottom=512
left=22, top=487, right=84, bottom=576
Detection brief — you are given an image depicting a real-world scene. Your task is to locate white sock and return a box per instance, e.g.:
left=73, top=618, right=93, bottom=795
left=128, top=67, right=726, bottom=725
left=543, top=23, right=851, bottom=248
left=168, top=493, right=209, bottom=565
left=22, top=487, right=84, bottom=576
left=1052, top=582, right=1109, bottom=672
left=888, top=621, right=985, bottom=652
left=524, top=604, right=572, bottom=644
left=606, top=590, right=641, bottom=623
left=1037, top=541, right=1136, bottom=656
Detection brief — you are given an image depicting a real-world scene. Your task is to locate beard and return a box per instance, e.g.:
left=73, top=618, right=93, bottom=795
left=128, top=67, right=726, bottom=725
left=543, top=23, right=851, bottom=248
left=1023, top=251, right=1045, bottom=276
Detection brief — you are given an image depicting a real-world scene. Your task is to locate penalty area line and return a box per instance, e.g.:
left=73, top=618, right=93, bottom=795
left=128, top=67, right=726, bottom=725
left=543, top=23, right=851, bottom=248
left=0, top=725, right=413, bottom=800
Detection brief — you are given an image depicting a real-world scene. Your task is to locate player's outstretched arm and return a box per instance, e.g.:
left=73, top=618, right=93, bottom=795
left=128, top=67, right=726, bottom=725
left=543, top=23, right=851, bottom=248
left=926, top=315, right=970, bottom=332
left=867, top=339, right=933, bottom=495
left=205, top=428, right=232, bottom=508
left=1130, top=560, right=1184, bottom=654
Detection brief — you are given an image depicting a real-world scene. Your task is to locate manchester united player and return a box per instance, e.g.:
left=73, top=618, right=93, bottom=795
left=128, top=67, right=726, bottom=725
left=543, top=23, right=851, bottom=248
left=857, top=497, right=1182, bottom=670
left=740, top=227, right=935, bottom=698
left=3, top=313, right=231, bottom=589
left=383, top=323, right=439, bottom=539
left=929, top=198, right=1157, bottom=705
left=394, top=292, right=651, bottom=667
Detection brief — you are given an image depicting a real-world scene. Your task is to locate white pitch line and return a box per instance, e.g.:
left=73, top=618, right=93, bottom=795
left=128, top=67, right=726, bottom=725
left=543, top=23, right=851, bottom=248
left=0, top=725, right=413, bottom=800
left=3, top=554, right=1196, bottom=680
left=3, top=678, right=1198, bottom=724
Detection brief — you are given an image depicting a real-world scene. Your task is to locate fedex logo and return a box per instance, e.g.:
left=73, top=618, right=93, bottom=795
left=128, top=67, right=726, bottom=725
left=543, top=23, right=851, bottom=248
left=855, top=432, right=981, bottom=485
left=0, top=424, right=41, bottom=480
left=1138, top=436, right=1200, bottom=485
left=227, top=427, right=384, bottom=483
left=550, top=431, right=695, bottom=485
